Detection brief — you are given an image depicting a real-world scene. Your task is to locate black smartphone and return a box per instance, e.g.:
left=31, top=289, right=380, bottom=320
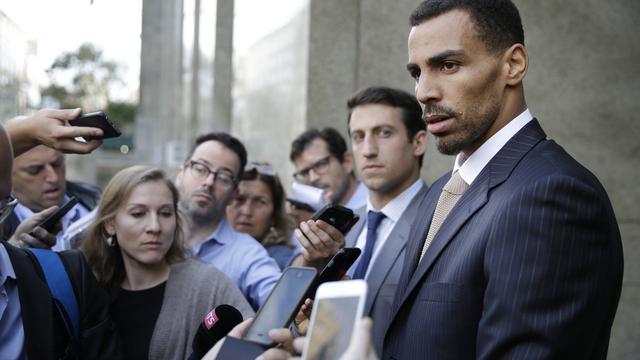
left=69, top=111, right=121, bottom=140
left=310, top=204, right=359, bottom=235
left=286, top=198, right=316, bottom=213
left=307, top=247, right=361, bottom=299
left=36, top=197, right=78, bottom=233
left=243, top=267, right=318, bottom=347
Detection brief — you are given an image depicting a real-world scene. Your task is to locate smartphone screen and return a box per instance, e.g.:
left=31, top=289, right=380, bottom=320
left=244, top=267, right=317, bottom=346
left=37, top=197, right=78, bottom=233
left=303, top=281, right=367, bottom=360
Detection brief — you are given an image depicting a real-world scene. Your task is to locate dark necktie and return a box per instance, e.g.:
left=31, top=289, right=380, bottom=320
left=353, top=211, right=386, bottom=279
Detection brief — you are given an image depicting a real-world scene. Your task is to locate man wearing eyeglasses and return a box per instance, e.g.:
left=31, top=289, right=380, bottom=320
left=175, top=132, right=281, bottom=309
left=289, top=127, right=368, bottom=220
left=1, top=114, right=121, bottom=359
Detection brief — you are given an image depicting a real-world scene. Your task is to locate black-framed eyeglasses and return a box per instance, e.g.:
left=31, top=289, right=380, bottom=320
left=0, top=194, right=18, bottom=224
left=245, top=162, right=277, bottom=177
left=292, top=155, right=332, bottom=182
left=186, top=160, right=237, bottom=188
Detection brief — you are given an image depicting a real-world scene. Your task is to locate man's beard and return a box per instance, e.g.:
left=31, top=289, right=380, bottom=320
left=180, top=196, right=224, bottom=226
left=425, top=103, right=498, bottom=156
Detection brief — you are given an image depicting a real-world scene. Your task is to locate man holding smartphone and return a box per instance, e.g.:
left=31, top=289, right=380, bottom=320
left=2, top=145, right=101, bottom=250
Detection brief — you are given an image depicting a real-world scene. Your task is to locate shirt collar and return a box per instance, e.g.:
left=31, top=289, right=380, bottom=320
left=365, top=179, right=424, bottom=223
left=0, top=243, right=17, bottom=284
left=454, top=109, right=533, bottom=185
left=205, top=219, right=230, bottom=244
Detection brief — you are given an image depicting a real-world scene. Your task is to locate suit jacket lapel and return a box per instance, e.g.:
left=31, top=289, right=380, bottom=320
left=395, top=180, right=441, bottom=295
left=345, top=206, right=366, bottom=248
left=5, top=244, right=54, bottom=360
left=391, top=119, right=547, bottom=322
left=364, top=218, right=407, bottom=314
left=362, top=184, right=427, bottom=313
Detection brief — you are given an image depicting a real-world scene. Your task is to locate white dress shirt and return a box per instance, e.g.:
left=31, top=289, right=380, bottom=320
left=454, top=109, right=534, bottom=185
left=351, top=179, right=424, bottom=278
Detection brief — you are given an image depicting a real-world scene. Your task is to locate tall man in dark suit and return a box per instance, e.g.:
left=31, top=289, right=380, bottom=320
left=383, top=1, right=623, bottom=359
left=343, top=86, right=428, bottom=355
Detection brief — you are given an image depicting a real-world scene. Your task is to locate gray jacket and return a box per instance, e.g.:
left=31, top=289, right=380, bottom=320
left=345, top=181, right=428, bottom=355
left=149, top=260, right=254, bottom=360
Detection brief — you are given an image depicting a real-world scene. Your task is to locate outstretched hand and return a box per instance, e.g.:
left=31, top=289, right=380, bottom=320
left=5, top=108, right=103, bottom=156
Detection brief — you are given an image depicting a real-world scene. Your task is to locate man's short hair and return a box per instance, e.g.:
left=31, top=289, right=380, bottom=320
left=410, top=0, right=524, bottom=53
left=347, top=86, right=426, bottom=167
left=290, top=127, right=348, bottom=163
left=186, top=132, right=248, bottom=179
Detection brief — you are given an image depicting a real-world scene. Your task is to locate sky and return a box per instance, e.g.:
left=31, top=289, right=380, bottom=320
left=0, top=0, right=305, bottom=101
left=0, top=0, right=142, bottom=100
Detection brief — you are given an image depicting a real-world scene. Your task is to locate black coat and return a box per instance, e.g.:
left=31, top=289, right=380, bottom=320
left=4, top=243, right=122, bottom=359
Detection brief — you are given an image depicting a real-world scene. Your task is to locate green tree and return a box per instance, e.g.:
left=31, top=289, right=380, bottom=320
left=106, top=101, right=136, bottom=127
left=42, top=43, right=136, bottom=124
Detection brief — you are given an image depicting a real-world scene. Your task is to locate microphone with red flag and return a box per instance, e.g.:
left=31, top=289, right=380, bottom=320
left=188, top=304, right=243, bottom=360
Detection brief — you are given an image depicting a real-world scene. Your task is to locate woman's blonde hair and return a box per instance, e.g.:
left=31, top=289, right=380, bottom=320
left=81, top=165, right=185, bottom=290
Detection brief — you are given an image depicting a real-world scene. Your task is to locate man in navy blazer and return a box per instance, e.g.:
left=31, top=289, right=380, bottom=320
left=383, top=0, right=623, bottom=359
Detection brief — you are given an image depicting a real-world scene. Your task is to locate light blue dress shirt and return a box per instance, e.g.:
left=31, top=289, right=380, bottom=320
left=0, top=243, right=27, bottom=359
left=192, top=219, right=282, bottom=309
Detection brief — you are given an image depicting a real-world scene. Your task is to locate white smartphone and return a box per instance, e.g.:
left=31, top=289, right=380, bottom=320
left=302, top=280, right=367, bottom=360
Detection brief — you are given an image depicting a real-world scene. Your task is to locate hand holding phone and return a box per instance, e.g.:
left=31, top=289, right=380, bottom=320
left=302, top=280, right=368, bottom=360
left=35, top=197, right=78, bottom=234
left=243, top=267, right=318, bottom=347
left=69, top=111, right=121, bottom=140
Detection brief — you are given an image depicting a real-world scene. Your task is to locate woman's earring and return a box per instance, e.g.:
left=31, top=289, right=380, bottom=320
left=106, top=236, right=116, bottom=247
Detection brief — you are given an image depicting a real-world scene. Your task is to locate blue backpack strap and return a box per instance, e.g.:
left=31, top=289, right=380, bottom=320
left=29, top=248, right=80, bottom=340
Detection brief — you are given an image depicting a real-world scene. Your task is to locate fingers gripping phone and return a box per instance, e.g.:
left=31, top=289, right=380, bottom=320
left=310, top=205, right=359, bottom=235
left=35, top=197, right=78, bottom=234
left=69, top=111, right=122, bottom=140
left=302, top=280, right=368, bottom=360
left=243, top=267, right=318, bottom=347
left=307, top=247, right=361, bottom=299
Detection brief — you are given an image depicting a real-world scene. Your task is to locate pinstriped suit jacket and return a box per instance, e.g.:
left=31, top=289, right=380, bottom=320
left=344, top=182, right=428, bottom=356
left=382, top=120, right=623, bottom=360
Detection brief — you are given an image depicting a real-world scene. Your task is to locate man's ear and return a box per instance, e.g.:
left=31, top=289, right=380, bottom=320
left=503, top=43, right=528, bottom=86
left=412, top=130, right=428, bottom=157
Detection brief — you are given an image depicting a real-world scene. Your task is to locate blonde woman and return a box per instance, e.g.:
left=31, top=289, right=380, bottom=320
left=82, top=165, right=253, bottom=359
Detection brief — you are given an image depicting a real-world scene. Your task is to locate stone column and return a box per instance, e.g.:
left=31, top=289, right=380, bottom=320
left=136, top=0, right=184, bottom=167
